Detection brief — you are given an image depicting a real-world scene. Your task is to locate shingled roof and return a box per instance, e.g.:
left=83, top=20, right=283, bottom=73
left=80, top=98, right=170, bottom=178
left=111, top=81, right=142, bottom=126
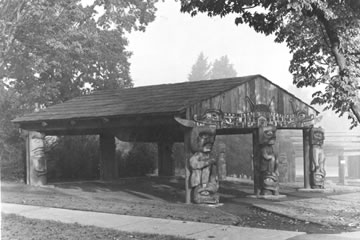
left=13, top=74, right=317, bottom=124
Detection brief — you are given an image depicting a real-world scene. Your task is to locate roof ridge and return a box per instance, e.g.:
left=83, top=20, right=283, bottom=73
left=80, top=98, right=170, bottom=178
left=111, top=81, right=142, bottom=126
left=91, top=74, right=261, bottom=94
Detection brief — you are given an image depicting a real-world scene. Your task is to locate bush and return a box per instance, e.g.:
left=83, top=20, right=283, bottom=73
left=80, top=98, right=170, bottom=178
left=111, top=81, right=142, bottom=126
left=117, top=142, right=157, bottom=177
left=45, top=136, right=100, bottom=181
left=0, top=84, right=26, bottom=182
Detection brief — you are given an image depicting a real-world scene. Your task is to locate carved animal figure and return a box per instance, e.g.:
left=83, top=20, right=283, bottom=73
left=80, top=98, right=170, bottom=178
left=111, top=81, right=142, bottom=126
left=175, top=117, right=219, bottom=204
left=246, top=96, right=274, bottom=127
left=289, top=99, right=314, bottom=127
left=309, top=127, right=326, bottom=189
left=28, top=131, right=47, bottom=185
left=258, top=125, right=279, bottom=195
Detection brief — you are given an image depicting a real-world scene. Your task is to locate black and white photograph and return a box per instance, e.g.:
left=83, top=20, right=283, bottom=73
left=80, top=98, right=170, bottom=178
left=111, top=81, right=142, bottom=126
left=1, top=0, right=360, bottom=239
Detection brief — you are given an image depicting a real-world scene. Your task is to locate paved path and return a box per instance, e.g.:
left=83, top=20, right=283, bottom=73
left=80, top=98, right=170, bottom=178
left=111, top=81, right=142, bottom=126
left=2, top=203, right=360, bottom=240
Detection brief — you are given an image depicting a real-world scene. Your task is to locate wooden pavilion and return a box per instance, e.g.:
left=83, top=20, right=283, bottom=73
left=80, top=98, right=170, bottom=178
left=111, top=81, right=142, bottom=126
left=13, top=75, right=321, bottom=203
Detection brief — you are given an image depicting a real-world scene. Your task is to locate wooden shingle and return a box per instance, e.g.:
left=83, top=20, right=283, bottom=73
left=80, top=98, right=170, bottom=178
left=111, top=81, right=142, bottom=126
left=13, top=75, right=258, bottom=123
left=13, top=74, right=318, bottom=124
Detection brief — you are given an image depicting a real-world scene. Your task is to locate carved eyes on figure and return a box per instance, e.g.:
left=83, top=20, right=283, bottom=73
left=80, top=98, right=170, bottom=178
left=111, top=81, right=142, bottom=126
left=314, top=132, right=323, bottom=139
left=297, top=111, right=306, bottom=120
left=205, top=112, right=220, bottom=121
left=264, top=130, right=274, bottom=137
left=199, top=132, right=214, bottom=141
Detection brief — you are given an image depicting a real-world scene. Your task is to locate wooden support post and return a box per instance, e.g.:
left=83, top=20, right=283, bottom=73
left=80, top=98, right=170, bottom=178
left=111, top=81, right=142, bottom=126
left=252, top=128, right=260, bottom=195
left=26, top=131, right=47, bottom=186
left=218, top=142, right=227, bottom=181
left=338, top=153, right=346, bottom=185
left=302, top=128, right=311, bottom=189
left=158, top=142, right=174, bottom=176
left=99, top=133, right=117, bottom=180
left=184, top=129, right=191, bottom=204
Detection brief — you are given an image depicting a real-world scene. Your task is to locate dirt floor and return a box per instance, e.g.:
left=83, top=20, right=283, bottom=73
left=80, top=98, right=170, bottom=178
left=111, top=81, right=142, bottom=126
left=2, top=177, right=360, bottom=234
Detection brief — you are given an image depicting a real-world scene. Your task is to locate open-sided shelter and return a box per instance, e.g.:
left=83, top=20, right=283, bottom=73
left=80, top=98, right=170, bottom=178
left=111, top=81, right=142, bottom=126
left=13, top=75, right=322, bottom=203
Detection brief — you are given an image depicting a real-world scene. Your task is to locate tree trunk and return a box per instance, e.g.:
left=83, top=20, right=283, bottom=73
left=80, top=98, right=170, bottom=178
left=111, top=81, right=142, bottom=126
left=315, top=8, right=360, bottom=125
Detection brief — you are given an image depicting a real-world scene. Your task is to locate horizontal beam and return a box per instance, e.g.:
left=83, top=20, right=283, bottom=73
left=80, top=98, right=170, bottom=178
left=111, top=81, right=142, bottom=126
left=23, top=126, right=184, bottom=143
left=18, top=115, right=179, bottom=133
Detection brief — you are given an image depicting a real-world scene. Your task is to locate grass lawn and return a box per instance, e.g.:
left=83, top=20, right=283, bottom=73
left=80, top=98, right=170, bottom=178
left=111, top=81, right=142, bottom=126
left=1, top=213, right=192, bottom=240
left=2, top=178, right=359, bottom=234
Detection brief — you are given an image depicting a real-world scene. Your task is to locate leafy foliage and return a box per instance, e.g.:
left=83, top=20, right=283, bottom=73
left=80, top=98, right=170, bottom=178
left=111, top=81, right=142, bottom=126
left=180, top=0, right=360, bottom=128
left=210, top=55, right=237, bottom=79
left=0, top=82, right=24, bottom=181
left=188, top=52, right=211, bottom=81
left=0, top=0, right=158, bottom=108
left=188, top=53, right=237, bottom=81
left=0, top=0, right=158, bottom=180
left=45, top=136, right=100, bottom=180
left=118, top=143, right=157, bottom=177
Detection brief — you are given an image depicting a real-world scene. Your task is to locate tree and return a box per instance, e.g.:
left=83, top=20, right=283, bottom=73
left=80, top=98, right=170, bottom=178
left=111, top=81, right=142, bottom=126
left=0, top=0, right=158, bottom=180
left=180, top=0, right=360, bottom=128
left=0, top=0, right=158, bottom=108
left=210, top=55, right=237, bottom=79
left=188, top=52, right=211, bottom=81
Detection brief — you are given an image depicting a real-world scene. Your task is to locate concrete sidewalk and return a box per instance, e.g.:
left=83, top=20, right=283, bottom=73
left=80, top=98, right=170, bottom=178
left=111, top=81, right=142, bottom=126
left=1, top=203, right=359, bottom=240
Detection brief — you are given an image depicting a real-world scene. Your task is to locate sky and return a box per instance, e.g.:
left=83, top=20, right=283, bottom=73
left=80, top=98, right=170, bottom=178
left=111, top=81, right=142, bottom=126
left=126, top=1, right=359, bottom=133
left=127, top=1, right=293, bottom=88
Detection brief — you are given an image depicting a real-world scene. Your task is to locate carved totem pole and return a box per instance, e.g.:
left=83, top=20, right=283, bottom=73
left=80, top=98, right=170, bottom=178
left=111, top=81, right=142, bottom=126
left=27, top=131, right=47, bottom=185
left=176, top=111, right=220, bottom=204
left=309, top=127, right=326, bottom=189
left=189, top=125, right=219, bottom=204
left=258, top=125, right=279, bottom=195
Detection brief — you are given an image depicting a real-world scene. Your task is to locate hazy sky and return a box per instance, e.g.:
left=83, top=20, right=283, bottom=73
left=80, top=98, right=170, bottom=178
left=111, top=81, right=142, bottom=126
left=126, top=1, right=360, bottom=132
left=127, top=1, right=293, bottom=88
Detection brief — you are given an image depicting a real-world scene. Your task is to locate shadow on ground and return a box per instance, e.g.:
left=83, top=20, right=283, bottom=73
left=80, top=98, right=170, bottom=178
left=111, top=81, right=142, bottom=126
left=2, top=177, right=360, bottom=234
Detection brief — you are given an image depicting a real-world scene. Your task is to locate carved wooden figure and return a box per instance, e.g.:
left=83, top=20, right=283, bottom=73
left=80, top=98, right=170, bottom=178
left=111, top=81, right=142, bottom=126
left=258, top=125, right=279, bottom=195
left=289, top=99, right=315, bottom=127
left=189, top=125, right=219, bottom=204
left=309, top=127, right=326, bottom=189
left=176, top=116, right=219, bottom=204
left=246, top=96, right=274, bottom=127
left=27, top=131, right=47, bottom=185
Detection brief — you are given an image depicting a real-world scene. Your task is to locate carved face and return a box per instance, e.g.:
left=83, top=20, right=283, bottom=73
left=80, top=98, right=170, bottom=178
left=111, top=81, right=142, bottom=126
left=194, top=109, right=223, bottom=125
left=246, top=97, right=274, bottom=127
left=311, top=162, right=326, bottom=188
left=310, top=127, right=324, bottom=146
left=257, top=115, right=267, bottom=127
left=296, top=110, right=307, bottom=122
left=30, top=132, right=47, bottom=174
left=259, top=125, right=277, bottom=145
left=190, top=126, right=216, bottom=153
left=313, top=171, right=325, bottom=185
left=262, top=172, right=278, bottom=190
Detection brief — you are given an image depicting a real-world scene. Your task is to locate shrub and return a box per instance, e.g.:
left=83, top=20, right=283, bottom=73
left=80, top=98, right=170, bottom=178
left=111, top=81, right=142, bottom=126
left=117, top=142, right=157, bottom=177
left=45, top=135, right=100, bottom=181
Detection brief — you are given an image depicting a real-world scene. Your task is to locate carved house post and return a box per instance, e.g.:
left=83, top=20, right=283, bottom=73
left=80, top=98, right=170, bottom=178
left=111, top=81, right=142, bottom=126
left=258, top=125, right=279, bottom=195
left=309, top=127, right=326, bottom=189
left=252, top=128, right=261, bottom=195
left=26, top=131, right=47, bottom=186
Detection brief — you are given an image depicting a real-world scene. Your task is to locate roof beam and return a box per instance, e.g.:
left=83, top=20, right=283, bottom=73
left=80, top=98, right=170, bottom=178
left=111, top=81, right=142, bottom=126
left=17, top=115, right=179, bottom=133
